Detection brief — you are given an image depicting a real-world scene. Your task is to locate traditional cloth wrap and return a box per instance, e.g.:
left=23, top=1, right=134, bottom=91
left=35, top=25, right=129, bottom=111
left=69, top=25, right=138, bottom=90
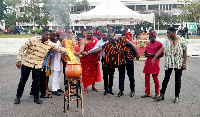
left=102, top=37, right=136, bottom=68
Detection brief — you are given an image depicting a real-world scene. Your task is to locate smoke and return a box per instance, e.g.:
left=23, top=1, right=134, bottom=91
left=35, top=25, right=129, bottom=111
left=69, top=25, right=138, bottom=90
left=46, top=0, right=71, bottom=30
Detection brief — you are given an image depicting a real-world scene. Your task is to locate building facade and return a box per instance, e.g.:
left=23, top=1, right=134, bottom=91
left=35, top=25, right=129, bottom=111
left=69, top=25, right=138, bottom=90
left=16, top=0, right=186, bottom=32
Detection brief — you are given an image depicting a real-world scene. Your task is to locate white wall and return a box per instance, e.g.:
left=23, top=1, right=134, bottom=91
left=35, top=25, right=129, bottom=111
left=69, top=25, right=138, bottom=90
left=0, top=21, right=5, bottom=30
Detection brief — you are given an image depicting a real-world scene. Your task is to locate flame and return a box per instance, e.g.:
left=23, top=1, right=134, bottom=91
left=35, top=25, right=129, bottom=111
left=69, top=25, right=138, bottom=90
left=65, top=41, right=80, bottom=64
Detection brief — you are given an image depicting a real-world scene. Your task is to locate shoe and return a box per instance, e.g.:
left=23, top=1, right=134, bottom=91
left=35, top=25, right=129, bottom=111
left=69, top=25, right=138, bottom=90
left=14, top=97, right=20, bottom=104
left=92, top=87, right=99, bottom=92
left=156, top=93, right=164, bottom=101
left=104, top=91, right=108, bottom=95
left=40, top=94, right=52, bottom=98
left=173, top=97, right=179, bottom=103
left=34, top=98, right=42, bottom=104
left=153, top=94, right=159, bottom=99
left=109, top=91, right=114, bottom=95
left=141, top=93, right=151, bottom=98
left=130, top=91, right=135, bottom=97
left=116, top=91, right=124, bottom=97
left=52, top=91, right=61, bottom=96
left=30, top=91, right=33, bottom=95
left=57, top=89, right=64, bottom=92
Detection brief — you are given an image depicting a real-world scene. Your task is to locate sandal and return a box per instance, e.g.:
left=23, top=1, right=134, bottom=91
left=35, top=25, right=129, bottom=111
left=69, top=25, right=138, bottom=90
left=92, top=87, right=99, bottom=92
left=84, top=89, right=88, bottom=93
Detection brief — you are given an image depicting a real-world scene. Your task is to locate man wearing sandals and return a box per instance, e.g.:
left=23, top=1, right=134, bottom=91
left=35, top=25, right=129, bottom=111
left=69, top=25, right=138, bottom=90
left=79, top=29, right=101, bottom=93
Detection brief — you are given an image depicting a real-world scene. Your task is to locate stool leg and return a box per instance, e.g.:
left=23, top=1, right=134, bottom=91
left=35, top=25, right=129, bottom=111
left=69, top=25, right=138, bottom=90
left=64, top=95, right=66, bottom=113
left=76, top=80, right=79, bottom=112
left=64, top=76, right=67, bottom=113
left=80, top=79, right=84, bottom=117
left=67, top=79, right=70, bottom=117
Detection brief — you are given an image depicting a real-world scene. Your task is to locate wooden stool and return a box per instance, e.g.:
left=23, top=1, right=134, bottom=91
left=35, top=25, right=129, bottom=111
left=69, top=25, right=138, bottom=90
left=63, top=77, right=84, bottom=117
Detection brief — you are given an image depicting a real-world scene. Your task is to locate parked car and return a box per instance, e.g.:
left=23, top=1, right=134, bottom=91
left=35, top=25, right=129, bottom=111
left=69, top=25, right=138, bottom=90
left=0, top=29, right=6, bottom=33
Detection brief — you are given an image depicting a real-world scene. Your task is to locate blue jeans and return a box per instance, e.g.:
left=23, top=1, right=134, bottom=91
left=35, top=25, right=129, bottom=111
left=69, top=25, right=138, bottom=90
left=16, top=65, right=41, bottom=99
left=118, top=60, right=135, bottom=92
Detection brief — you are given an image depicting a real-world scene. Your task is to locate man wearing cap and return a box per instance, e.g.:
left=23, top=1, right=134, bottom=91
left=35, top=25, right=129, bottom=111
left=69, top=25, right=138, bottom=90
left=141, top=30, right=163, bottom=99
left=152, top=27, right=188, bottom=103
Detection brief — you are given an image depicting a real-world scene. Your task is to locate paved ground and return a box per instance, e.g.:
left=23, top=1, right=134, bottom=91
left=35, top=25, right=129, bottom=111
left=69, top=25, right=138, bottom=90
left=0, top=38, right=200, bottom=117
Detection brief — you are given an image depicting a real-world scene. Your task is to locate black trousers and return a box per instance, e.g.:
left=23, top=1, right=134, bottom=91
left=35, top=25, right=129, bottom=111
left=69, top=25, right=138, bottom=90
left=40, top=68, right=48, bottom=96
left=16, top=65, right=41, bottom=99
left=118, top=60, right=135, bottom=92
left=160, top=68, right=182, bottom=97
left=102, top=63, right=115, bottom=92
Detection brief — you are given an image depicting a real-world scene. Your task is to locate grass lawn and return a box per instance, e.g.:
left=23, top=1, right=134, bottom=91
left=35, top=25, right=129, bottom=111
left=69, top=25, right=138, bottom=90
left=0, top=33, right=40, bottom=38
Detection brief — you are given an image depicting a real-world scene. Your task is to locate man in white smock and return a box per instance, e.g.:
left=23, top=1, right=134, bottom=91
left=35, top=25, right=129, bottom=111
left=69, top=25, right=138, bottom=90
left=51, top=39, right=63, bottom=96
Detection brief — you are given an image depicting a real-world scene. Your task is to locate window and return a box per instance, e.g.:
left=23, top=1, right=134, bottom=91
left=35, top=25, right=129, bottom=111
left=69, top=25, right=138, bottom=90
left=19, top=7, right=25, bottom=12
left=169, top=5, right=171, bottom=10
left=163, top=5, right=165, bottom=10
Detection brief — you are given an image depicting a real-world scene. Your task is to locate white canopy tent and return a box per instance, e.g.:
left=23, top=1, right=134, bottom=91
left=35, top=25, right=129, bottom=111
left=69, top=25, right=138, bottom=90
left=70, top=0, right=154, bottom=26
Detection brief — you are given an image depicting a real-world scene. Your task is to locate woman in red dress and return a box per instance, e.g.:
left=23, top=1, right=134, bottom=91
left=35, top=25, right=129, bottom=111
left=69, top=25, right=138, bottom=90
left=142, top=31, right=163, bottom=99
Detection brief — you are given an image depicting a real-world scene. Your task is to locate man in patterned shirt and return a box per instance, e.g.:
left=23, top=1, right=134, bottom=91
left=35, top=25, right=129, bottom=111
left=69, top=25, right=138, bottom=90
left=152, top=27, right=188, bottom=103
left=14, top=29, right=69, bottom=104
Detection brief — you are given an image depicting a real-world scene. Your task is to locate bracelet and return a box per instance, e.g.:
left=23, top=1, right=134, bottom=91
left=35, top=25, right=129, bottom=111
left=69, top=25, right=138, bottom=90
left=182, top=64, right=186, bottom=66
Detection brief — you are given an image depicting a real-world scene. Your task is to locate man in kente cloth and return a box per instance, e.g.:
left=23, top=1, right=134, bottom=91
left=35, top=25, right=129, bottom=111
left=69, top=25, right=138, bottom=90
left=89, top=30, right=115, bottom=95
left=78, top=29, right=101, bottom=93
left=82, top=30, right=140, bottom=97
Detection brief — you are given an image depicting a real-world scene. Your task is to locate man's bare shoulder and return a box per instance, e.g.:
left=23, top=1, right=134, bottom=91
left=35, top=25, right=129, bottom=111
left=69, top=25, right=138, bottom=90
left=80, top=38, right=87, bottom=44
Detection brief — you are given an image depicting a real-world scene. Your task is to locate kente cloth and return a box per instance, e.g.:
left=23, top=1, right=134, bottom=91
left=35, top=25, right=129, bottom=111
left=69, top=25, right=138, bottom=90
left=80, top=37, right=101, bottom=88
left=61, top=38, right=75, bottom=62
left=102, top=37, right=135, bottom=68
left=143, top=41, right=163, bottom=74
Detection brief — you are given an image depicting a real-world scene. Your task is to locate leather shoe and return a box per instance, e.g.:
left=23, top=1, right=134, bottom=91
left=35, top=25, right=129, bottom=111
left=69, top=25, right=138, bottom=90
left=109, top=91, right=114, bottom=95
left=104, top=91, right=108, bottom=95
left=156, top=93, right=164, bottom=101
left=116, top=91, right=124, bottom=97
left=57, top=89, right=64, bottom=92
left=14, top=97, right=20, bottom=104
left=141, top=93, right=151, bottom=98
left=34, top=98, right=42, bottom=104
left=40, top=94, right=52, bottom=98
left=153, top=94, right=159, bottom=99
left=52, top=91, right=61, bottom=96
left=173, top=97, right=179, bottom=103
left=130, top=91, right=135, bottom=97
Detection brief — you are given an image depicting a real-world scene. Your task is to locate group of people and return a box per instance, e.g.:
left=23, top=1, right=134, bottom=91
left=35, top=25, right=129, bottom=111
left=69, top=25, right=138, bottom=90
left=14, top=26, right=188, bottom=105
left=177, top=24, right=189, bottom=39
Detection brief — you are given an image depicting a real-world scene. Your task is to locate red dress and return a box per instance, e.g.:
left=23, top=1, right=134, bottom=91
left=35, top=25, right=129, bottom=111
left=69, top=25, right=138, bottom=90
left=143, top=41, right=163, bottom=74
left=80, top=37, right=101, bottom=88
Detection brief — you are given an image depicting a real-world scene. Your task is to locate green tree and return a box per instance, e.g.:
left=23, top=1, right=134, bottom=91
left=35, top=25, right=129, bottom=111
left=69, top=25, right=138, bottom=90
left=154, top=11, right=178, bottom=30
left=178, top=0, right=200, bottom=22
left=17, top=0, right=50, bottom=28
left=0, top=0, right=7, bottom=23
left=71, top=0, right=91, bottom=14
left=5, top=11, right=16, bottom=29
left=47, top=0, right=73, bottom=28
left=4, top=0, right=21, bottom=8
